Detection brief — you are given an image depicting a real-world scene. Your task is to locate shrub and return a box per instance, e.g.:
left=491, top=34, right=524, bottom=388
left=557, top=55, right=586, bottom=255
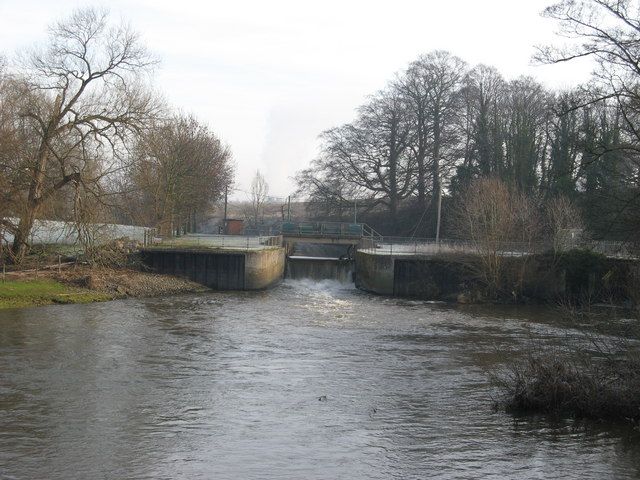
left=493, top=337, right=640, bottom=422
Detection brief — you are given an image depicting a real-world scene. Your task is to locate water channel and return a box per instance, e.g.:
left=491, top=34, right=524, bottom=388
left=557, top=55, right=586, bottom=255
left=1, top=280, right=639, bottom=479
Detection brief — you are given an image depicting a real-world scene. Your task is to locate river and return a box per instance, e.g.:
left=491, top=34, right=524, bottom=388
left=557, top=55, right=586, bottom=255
left=1, top=280, right=639, bottom=479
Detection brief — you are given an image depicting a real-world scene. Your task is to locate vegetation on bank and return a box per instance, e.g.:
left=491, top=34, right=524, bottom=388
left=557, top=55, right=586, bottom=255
left=0, top=279, right=112, bottom=309
left=491, top=303, right=640, bottom=424
left=493, top=343, right=640, bottom=423
left=0, top=265, right=209, bottom=310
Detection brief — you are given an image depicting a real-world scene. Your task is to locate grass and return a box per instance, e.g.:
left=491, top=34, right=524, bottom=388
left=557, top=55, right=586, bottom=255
left=0, top=278, right=113, bottom=309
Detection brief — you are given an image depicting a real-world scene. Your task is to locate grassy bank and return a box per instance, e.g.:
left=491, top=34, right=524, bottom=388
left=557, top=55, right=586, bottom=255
left=0, top=267, right=209, bottom=310
left=0, top=279, right=113, bottom=309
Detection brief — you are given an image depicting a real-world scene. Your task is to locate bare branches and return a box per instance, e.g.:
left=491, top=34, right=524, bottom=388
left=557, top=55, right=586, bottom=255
left=122, top=114, right=233, bottom=235
left=1, top=7, right=160, bottom=261
left=247, top=171, right=269, bottom=228
left=309, top=85, right=414, bottom=230
left=452, top=178, right=543, bottom=298
left=537, top=1, right=640, bottom=100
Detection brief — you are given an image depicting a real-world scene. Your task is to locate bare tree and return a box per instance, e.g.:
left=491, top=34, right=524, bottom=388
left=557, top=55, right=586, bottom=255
left=453, top=177, right=542, bottom=298
left=503, top=77, right=550, bottom=192
left=294, top=167, right=356, bottom=219
left=247, top=170, right=269, bottom=229
left=402, top=51, right=467, bottom=238
left=546, top=195, right=586, bottom=253
left=538, top=0, right=640, bottom=240
left=0, top=65, right=20, bottom=234
left=462, top=65, right=508, bottom=177
left=126, top=114, right=233, bottom=236
left=4, top=7, right=158, bottom=262
left=316, top=87, right=413, bottom=232
left=538, top=0, right=640, bottom=102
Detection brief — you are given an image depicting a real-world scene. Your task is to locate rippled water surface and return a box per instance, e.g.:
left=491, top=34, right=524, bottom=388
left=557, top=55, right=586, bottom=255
left=1, top=280, right=639, bottom=479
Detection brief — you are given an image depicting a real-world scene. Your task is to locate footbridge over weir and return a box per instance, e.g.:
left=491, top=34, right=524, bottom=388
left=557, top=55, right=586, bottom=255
left=279, top=221, right=381, bottom=247
left=279, top=222, right=381, bottom=282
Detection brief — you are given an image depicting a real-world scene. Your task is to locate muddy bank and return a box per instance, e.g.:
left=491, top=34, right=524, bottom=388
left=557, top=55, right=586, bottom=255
left=58, top=266, right=210, bottom=298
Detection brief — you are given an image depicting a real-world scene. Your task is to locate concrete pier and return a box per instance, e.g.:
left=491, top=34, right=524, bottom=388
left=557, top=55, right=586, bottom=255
left=141, top=236, right=285, bottom=290
left=355, top=248, right=639, bottom=303
left=354, top=251, right=395, bottom=295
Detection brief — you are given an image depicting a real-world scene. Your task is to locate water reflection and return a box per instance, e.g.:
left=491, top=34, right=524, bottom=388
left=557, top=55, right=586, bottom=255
left=0, top=280, right=639, bottom=479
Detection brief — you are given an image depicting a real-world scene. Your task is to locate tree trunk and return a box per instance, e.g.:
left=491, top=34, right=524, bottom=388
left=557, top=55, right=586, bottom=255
left=11, top=211, right=36, bottom=263
left=432, top=112, right=442, bottom=238
left=417, top=151, right=426, bottom=206
left=11, top=142, right=49, bottom=263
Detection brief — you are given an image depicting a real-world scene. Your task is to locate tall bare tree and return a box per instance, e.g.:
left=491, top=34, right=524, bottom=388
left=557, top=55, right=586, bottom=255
left=503, top=77, right=550, bottom=192
left=462, top=65, right=507, bottom=176
left=402, top=51, right=467, bottom=238
left=316, top=87, right=413, bottom=232
left=4, top=7, right=158, bottom=261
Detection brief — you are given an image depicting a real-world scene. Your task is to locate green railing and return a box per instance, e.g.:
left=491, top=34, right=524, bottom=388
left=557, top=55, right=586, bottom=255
left=280, top=222, right=382, bottom=239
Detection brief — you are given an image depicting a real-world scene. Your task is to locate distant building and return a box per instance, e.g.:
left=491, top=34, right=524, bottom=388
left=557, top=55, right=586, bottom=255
left=225, top=219, right=244, bottom=235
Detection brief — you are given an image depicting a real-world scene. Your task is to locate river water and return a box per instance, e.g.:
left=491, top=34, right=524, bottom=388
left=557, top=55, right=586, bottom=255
left=1, top=280, right=639, bottom=479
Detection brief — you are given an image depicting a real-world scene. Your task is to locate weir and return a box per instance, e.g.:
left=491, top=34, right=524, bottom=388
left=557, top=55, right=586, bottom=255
left=285, top=243, right=354, bottom=283
left=135, top=231, right=637, bottom=302
left=286, top=256, right=354, bottom=282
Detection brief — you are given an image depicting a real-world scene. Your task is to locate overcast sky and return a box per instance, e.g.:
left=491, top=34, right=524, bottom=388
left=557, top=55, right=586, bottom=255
left=0, top=0, right=593, bottom=199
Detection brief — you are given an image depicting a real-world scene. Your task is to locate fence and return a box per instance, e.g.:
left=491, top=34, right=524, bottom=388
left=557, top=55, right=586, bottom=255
left=588, top=240, right=636, bottom=259
left=1, top=217, right=155, bottom=247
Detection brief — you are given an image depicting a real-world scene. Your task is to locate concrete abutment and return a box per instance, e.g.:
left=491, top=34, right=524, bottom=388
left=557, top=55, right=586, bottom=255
left=141, top=247, right=285, bottom=290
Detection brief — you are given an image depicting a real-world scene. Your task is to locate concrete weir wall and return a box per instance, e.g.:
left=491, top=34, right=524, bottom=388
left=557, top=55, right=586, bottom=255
left=354, top=251, right=395, bottom=296
left=244, top=248, right=286, bottom=289
left=356, top=249, right=639, bottom=303
left=356, top=251, right=479, bottom=300
left=141, top=247, right=285, bottom=290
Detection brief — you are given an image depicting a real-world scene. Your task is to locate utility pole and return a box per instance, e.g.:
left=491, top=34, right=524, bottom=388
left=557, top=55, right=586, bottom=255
left=435, top=178, right=442, bottom=245
left=287, top=195, right=291, bottom=221
left=223, top=184, right=228, bottom=234
left=354, top=198, right=357, bottom=224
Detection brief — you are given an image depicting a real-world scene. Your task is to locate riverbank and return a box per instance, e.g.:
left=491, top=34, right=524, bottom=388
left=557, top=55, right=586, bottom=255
left=0, top=267, right=209, bottom=309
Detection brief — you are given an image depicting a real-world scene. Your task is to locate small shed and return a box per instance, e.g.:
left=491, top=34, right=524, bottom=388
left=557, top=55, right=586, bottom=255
left=225, top=218, right=244, bottom=235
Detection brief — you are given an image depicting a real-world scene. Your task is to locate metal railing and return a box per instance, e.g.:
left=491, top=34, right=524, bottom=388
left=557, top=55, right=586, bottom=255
left=356, top=237, right=638, bottom=259
left=357, top=238, right=539, bottom=257
left=279, top=221, right=383, bottom=239
left=587, top=240, right=636, bottom=259
left=145, top=234, right=283, bottom=251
